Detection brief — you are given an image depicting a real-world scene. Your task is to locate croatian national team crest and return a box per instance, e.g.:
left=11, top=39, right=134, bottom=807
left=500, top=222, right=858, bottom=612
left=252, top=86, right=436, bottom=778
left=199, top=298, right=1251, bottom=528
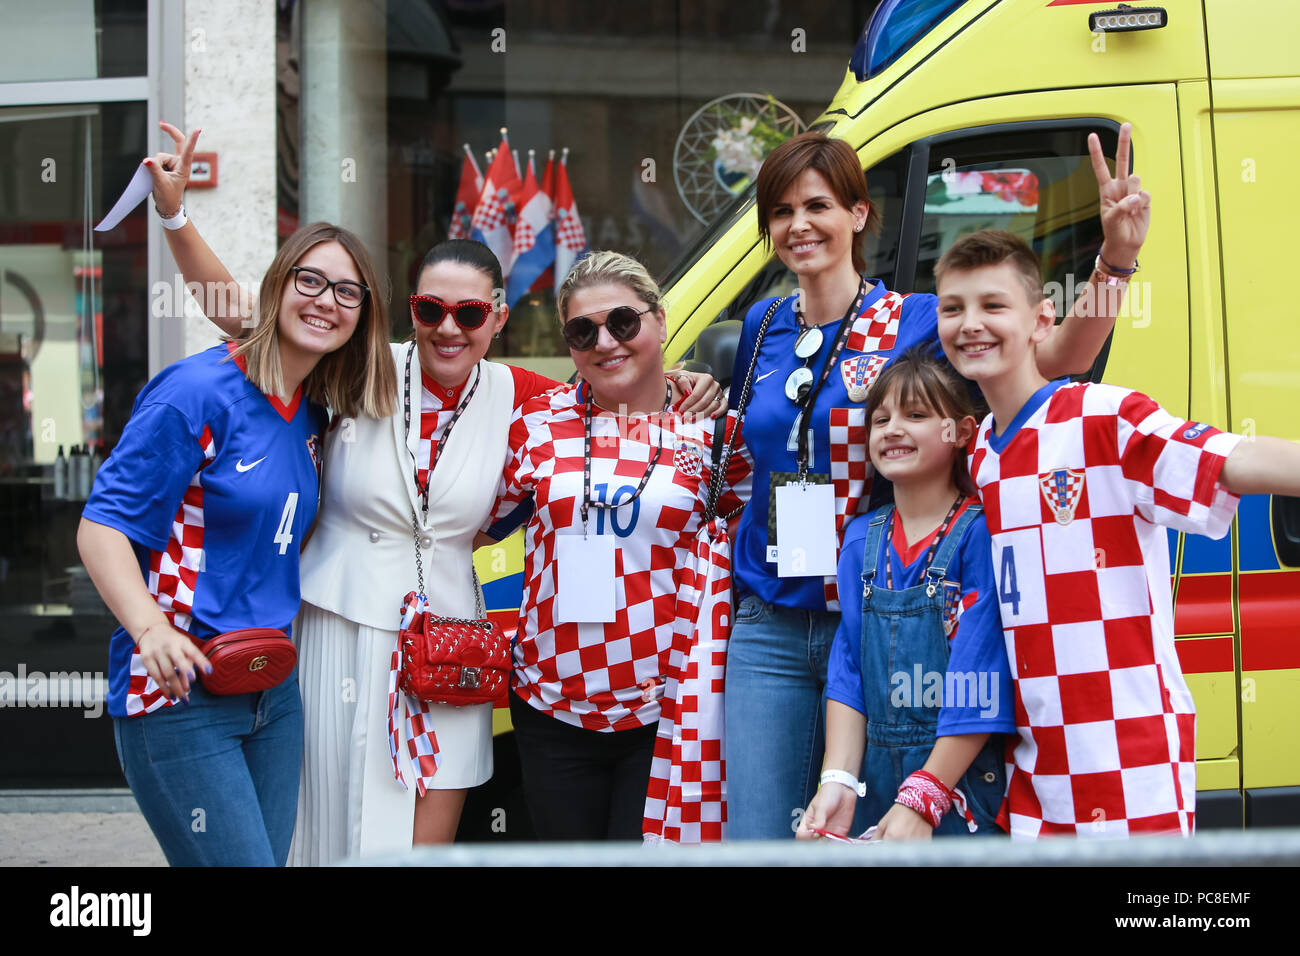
left=674, top=443, right=704, bottom=478
left=306, top=434, right=322, bottom=472
left=1039, top=468, right=1084, bottom=526
left=840, top=354, right=888, bottom=403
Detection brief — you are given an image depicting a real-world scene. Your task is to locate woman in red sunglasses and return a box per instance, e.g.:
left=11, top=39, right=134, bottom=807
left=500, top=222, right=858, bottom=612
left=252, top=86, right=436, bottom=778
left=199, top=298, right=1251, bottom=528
left=146, top=123, right=725, bottom=861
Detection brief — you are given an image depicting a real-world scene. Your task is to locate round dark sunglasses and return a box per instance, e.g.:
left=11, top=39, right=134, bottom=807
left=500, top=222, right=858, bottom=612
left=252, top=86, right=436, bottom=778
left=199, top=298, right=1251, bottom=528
left=562, top=306, right=653, bottom=351
left=409, top=294, right=494, bottom=330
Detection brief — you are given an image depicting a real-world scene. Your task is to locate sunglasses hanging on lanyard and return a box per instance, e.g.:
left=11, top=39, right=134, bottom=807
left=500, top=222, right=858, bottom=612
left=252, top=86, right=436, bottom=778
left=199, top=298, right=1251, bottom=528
left=770, top=279, right=867, bottom=579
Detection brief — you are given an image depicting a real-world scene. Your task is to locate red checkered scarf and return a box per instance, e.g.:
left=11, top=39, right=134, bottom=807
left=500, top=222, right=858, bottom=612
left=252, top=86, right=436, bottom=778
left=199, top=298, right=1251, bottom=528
left=643, top=516, right=732, bottom=844
left=386, top=591, right=443, bottom=796
left=822, top=291, right=908, bottom=611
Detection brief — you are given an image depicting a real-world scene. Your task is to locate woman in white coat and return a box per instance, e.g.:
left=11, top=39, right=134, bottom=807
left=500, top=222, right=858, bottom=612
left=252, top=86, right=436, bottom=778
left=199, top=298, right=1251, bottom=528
left=145, top=123, right=723, bottom=860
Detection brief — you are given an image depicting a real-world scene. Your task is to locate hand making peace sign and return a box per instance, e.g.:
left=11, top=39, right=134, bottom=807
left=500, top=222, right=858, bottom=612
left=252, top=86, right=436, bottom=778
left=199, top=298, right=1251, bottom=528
left=143, top=121, right=201, bottom=219
left=1088, top=121, right=1150, bottom=266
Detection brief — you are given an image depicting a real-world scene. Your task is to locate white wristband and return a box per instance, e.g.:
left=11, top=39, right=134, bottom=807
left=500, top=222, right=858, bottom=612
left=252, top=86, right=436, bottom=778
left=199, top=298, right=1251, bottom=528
left=820, top=769, right=866, bottom=797
left=158, top=203, right=188, bottom=231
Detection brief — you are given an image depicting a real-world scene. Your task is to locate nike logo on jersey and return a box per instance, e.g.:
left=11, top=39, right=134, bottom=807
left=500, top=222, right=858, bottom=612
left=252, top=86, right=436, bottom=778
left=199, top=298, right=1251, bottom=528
left=235, top=457, right=267, bottom=472
left=755, top=369, right=779, bottom=384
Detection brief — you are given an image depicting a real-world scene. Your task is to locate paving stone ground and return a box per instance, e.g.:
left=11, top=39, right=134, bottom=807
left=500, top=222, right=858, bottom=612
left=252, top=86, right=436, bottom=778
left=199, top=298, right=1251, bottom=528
left=0, top=812, right=165, bottom=867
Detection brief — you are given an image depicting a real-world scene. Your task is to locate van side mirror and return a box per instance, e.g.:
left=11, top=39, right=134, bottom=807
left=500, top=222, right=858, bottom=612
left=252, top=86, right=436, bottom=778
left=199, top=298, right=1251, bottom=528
left=691, top=320, right=744, bottom=390
left=1271, top=496, right=1300, bottom=568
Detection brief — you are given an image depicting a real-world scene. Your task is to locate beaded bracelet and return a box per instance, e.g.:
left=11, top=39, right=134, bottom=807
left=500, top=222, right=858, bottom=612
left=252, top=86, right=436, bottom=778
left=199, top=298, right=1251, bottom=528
left=1096, top=251, right=1139, bottom=276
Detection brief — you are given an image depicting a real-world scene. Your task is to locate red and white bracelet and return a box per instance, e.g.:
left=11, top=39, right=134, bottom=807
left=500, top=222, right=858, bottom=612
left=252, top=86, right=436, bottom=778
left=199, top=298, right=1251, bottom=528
left=895, top=770, right=978, bottom=832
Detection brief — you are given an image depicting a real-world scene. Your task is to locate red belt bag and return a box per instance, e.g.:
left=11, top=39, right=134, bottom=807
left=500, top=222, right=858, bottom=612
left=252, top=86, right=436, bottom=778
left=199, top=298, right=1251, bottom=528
left=397, top=600, right=509, bottom=706
left=190, top=628, right=297, bottom=695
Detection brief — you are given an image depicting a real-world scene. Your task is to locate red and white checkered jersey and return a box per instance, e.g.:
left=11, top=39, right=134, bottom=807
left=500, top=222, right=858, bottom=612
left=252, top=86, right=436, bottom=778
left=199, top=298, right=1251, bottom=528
left=489, top=384, right=751, bottom=732
left=416, top=364, right=562, bottom=490
left=970, top=380, right=1243, bottom=839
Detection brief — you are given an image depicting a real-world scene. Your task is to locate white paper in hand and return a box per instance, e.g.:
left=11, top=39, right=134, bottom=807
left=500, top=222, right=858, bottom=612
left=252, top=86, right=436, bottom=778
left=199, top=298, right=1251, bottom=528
left=774, top=481, right=837, bottom=577
left=555, top=533, right=616, bottom=623
left=95, top=162, right=153, bottom=232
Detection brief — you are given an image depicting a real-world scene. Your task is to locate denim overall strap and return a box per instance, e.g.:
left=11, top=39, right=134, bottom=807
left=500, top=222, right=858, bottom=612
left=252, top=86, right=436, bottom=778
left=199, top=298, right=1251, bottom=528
left=856, top=499, right=1005, bottom=833
left=924, top=502, right=983, bottom=591
left=859, top=506, right=892, bottom=604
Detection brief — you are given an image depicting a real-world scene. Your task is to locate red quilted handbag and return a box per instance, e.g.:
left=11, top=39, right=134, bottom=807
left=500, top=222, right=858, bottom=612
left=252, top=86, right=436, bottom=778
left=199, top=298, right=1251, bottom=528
left=397, top=591, right=509, bottom=706
left=191, top=628, right=297, bottom=695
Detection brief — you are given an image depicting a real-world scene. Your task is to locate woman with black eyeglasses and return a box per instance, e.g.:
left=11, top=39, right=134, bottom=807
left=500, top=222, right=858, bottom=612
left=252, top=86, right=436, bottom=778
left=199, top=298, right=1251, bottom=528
left=484, top=251, right=752, bottom=841
left=76, top=211, right=394, bottom=865
left=146, top=123, right=725, bottom=860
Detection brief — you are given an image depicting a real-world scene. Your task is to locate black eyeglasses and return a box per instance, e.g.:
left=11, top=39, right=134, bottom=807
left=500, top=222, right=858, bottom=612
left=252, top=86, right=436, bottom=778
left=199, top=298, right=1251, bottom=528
left=409, top=294, right=494, bottom=330
left=291, top=267, right=368, bottom=309
left=562, top=306, right=653, bottom=351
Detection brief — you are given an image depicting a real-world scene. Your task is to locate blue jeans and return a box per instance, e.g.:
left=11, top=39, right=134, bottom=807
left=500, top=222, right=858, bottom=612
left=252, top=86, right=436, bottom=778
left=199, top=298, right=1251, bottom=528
left=725, top=594, right=841, bottom=840
left=113, top=674, right=303, bottom=866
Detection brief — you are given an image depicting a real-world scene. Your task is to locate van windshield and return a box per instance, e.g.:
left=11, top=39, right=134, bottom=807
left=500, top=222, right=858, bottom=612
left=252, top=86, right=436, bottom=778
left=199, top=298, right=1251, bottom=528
left=658, top=186, right=756, bottom=289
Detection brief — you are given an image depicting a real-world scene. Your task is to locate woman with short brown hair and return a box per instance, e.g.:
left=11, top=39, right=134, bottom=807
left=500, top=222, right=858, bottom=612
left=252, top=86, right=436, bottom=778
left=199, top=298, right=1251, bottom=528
left=725, top=127, right=1149, bottom=839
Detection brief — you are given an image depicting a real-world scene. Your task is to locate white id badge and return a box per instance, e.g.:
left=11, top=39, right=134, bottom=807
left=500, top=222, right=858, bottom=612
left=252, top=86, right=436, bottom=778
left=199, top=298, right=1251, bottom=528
left=556, top=533, right=616, bottom=623
left=774, top=482, right=838, bottom=577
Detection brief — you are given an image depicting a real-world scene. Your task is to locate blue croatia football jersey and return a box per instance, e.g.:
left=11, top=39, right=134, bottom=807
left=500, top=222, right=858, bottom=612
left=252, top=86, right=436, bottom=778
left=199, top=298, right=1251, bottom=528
left=827, top=499, right=1015, bottom=738
left=731, top=280, right=955, bottom=611
left=83, top=343, right=327, bottom=717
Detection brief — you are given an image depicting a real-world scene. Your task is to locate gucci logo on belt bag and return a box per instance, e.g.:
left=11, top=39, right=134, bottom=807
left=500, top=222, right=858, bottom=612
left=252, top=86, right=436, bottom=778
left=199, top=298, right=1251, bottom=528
left=190, top=628, right=296, bottom=695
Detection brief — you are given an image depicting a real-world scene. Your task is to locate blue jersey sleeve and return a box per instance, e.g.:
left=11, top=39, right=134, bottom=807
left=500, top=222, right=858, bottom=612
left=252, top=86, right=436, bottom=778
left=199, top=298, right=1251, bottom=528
left=936, top=514, right=1016, bottom=737
left=826, top=515, right=872, bottom=716
left=82, top=401, right=207, bottom=552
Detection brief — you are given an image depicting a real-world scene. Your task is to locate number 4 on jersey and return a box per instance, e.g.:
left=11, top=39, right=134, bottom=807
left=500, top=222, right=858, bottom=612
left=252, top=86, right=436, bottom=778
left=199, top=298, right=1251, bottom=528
left=999, top=545, right=1021, bottom=616
left=274, top=492, right=299, bottom=555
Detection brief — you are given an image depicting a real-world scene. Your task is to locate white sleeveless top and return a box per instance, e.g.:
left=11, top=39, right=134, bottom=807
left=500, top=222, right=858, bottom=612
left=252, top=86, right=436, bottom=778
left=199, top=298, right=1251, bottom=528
left=299, top=343, right=514, bottom=629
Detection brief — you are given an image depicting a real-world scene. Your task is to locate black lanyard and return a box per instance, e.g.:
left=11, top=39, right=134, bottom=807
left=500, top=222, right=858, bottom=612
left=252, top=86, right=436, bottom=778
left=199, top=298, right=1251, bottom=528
left=580, top=382, right=670, bottom=532
left=794, top=278, right=867, bottom=477
left=402, top=344, right=481, bottom=521
left=883, top=495, right=966, bottom=592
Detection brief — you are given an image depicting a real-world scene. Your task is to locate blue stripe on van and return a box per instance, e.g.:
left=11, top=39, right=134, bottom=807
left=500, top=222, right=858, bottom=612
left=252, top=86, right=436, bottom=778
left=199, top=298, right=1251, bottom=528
left=1238, top=493, right=1280, bottom=572
left=481, top=571, right=525, bottom=613
left=1181, top=522, right=1232, bottom=574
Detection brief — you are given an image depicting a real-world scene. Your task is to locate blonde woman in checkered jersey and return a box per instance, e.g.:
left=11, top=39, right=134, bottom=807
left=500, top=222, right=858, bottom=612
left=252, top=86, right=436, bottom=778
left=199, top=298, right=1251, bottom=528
left=485, top=252, right=751, bottom=841
left=148, top=124, right=725, bottom=859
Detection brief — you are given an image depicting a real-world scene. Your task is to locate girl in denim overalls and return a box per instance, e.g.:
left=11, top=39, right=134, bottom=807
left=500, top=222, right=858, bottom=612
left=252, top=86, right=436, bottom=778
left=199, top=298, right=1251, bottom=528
left=798, top=347, right=1015, bottom=840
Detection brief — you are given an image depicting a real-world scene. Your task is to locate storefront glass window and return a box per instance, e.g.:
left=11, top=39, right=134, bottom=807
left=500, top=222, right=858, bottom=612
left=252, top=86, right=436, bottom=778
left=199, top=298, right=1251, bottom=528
left=280, top=0, right=877, bottom=380
left=0, top=0, right=147, bottom=83
left=0, top=100, right=149, bottom=786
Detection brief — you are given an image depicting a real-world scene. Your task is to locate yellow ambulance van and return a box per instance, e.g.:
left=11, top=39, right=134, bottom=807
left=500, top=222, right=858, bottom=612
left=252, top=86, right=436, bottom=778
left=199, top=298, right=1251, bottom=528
left=471, top=0, right=1298, bottom=835
left=638, top=0, right=1299, bottom=829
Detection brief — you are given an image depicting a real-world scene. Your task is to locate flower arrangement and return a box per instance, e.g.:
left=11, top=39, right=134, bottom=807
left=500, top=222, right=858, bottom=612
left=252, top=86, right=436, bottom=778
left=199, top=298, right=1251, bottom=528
left=706, top=97, right=791, bottom=192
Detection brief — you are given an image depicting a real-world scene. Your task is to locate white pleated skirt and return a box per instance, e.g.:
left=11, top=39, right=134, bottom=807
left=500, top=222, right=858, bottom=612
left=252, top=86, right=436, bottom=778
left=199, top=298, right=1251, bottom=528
left=287, top=601, right=494, bottom=866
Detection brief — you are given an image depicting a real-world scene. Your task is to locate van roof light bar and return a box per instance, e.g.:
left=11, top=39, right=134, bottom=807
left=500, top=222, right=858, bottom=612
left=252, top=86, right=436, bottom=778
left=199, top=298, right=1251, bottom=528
left=1089, top=4, right=1167, bottom=33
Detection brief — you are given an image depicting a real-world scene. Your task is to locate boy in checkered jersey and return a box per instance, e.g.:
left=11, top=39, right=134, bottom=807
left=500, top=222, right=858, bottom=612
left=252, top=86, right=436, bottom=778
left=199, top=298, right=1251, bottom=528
left=935, top=229, right=1300, bottom=838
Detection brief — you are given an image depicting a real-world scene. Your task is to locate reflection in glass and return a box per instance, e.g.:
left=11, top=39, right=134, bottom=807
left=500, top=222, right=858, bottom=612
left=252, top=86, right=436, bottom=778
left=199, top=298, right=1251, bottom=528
left=0, top=100, right=148, bottom=787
